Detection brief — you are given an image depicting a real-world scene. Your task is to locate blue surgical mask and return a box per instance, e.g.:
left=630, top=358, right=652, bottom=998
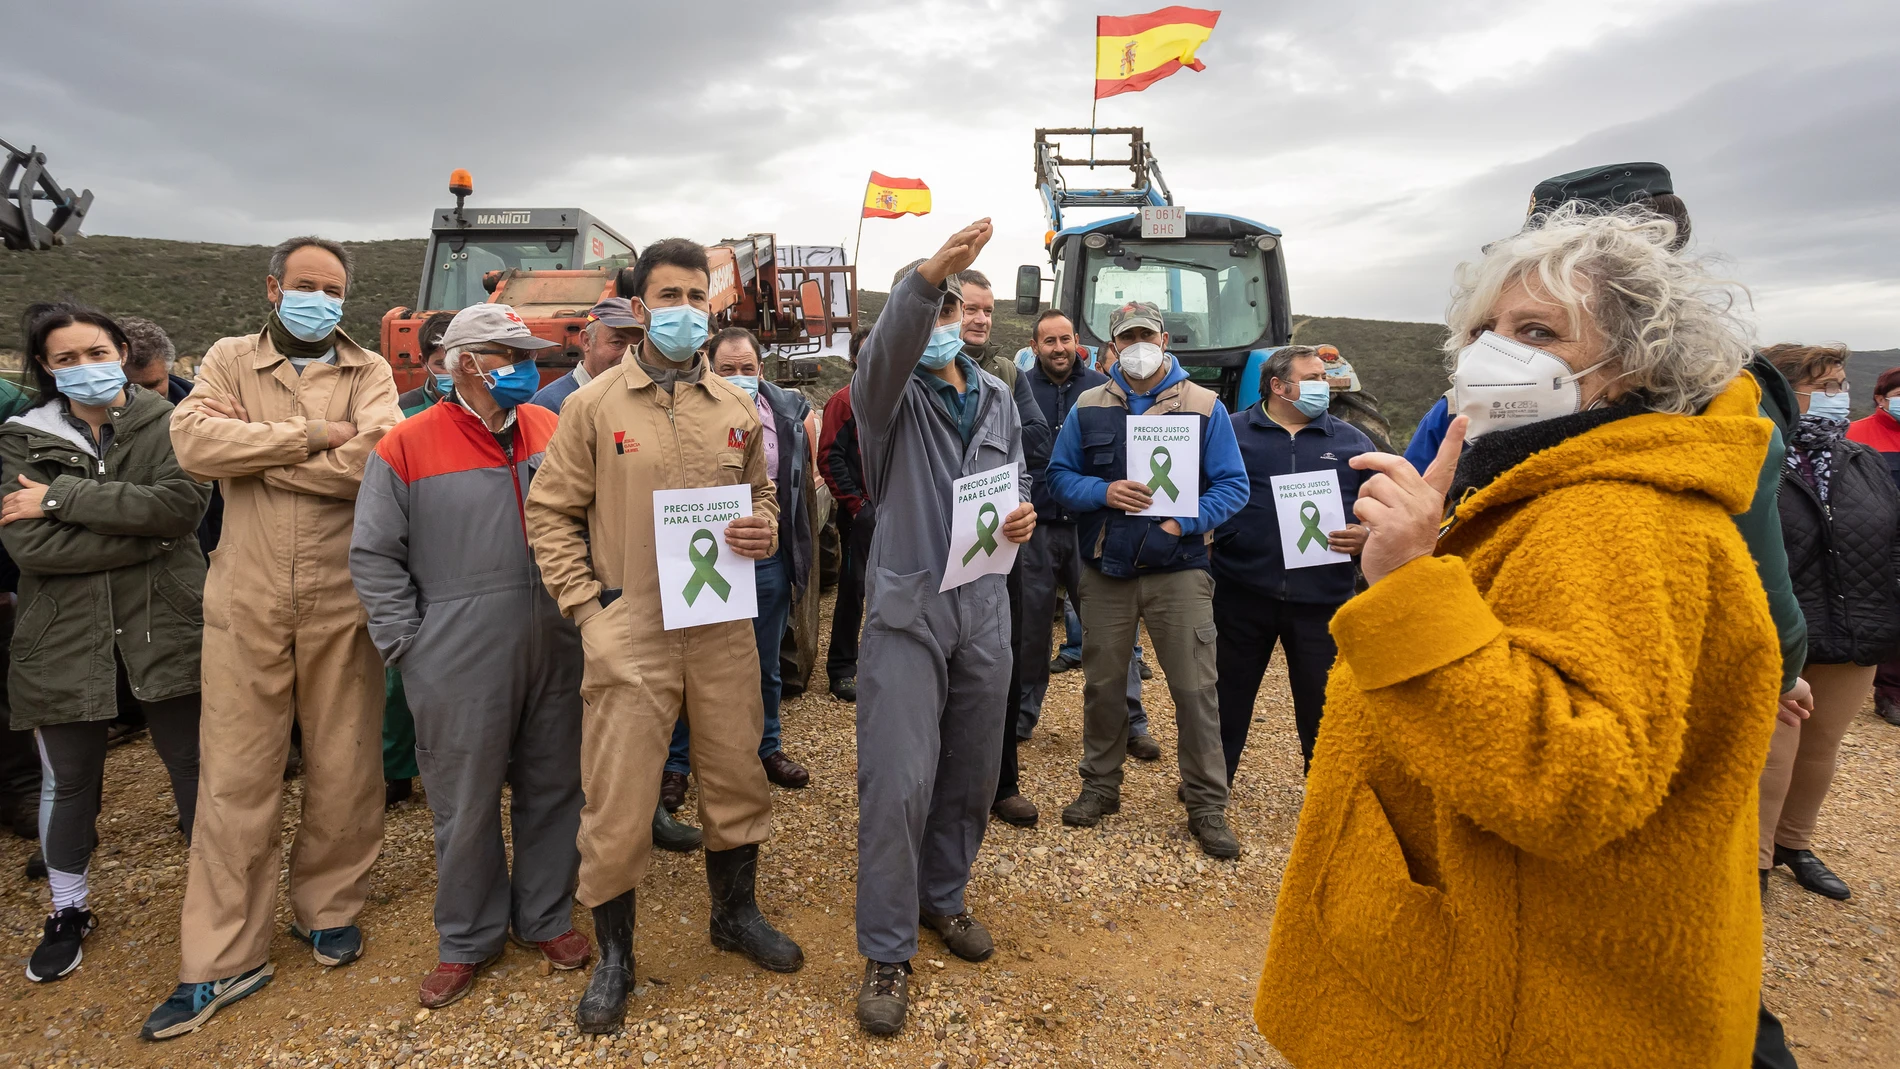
left=277, top=289, right=345, bottom=342
left=724, top=374, right=760, bottom=399
left=433, top=373, right=455, bottom=396
left=53, top=361, right=128, bottom=407
left=482, top=358, right=541, bottom=409
left=1807, top=389, right=1850, bottom=422
left=920, top=321, right=963, bottom=370
left=647, top=305, right=709, bottom=362
left=1886, top=397, right=1900, bottom=419
left=1291, top=380, right=1330, bottom=418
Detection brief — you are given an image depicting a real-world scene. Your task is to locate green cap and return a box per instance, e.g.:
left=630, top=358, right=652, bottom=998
left=1530, top=162, right=1673, bottom=215
left=1107, top=300, right=1165, bottom=339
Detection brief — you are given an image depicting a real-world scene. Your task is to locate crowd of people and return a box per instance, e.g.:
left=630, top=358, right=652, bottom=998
left=0, top=159, right=1890, bottom=1065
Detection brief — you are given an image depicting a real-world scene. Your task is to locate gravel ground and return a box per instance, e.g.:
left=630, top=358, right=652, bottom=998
left=2, top=599, right=1895, bottom=1068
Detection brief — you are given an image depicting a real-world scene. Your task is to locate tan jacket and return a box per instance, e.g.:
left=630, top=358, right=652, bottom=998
left=526, top=357, right=777, bottom=626
left=171, top=329, right=400, bottom=627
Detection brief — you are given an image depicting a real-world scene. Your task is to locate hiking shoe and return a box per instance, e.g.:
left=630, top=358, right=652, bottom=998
left=385, top=778, right=413, bottom=808
left=512, top=927, right=591, bottom=970
left=1137, top=659, right=1153, bottom=681
left=26, top=907, right=95, bottom=982
left=829, top=677, right=858, bottom=703
left=1048, top=656, right=1078, bottom=675
left=991, top=794, right=1039, bottom=828
left=291, top=923, right=363, bottom=967
left=141, top=963, right=274, bottom=1040
left=1061, top=791, right=1120, bottom=827
left=418, top=960, right=488, bottom=1009
left=25, top=848, right=47, bottom=881
left=660, top=771, right=689, bottom=812
left=921, top=910, right=994, bottom=962
left=856, top=959, right=910, bottom=1036
left=1127, top=732, right=1161, bottom=762
left=1190, top=812, right=1241, bottom=859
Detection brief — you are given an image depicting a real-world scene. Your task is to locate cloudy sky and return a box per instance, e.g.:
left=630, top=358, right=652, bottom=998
left=9, top=0, right=1897, bottom=347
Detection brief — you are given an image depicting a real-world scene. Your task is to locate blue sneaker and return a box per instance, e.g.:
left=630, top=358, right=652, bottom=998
left=291, top=923, right=363, bottom=967
left=141, top=962, right=273, bottom=1040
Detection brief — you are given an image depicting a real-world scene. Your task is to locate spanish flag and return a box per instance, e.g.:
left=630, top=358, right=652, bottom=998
left=862, top=172, right=931, bottom=219
left=1095, top=7, right=1221, bottom=99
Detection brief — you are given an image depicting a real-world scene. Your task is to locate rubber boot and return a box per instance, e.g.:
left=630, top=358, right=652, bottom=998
left=575, top=892, right=634, bottom=1034
left=652, top=802, right=703, bottom=853
left=705, top=844, right=804, bottom=972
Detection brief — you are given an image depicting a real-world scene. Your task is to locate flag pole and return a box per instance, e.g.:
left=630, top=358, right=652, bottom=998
left=852, top=171, right=869, bottom=268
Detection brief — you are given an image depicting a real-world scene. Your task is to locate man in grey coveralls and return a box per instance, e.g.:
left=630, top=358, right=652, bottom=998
left=850, top=220, right=1036, bottom=1036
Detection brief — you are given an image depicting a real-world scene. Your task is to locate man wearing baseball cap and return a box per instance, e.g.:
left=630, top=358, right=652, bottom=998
left=533, top=297, right=646, bottom=414
left=848, top=223, right=1037, bottom=1036
left=1047, top=300, right=1250, bottom=858
left=350, top=303, right=589, bottom=1008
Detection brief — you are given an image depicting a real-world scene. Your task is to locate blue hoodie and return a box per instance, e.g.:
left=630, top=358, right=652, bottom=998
left=1048, top=357, right=1250, bottom=576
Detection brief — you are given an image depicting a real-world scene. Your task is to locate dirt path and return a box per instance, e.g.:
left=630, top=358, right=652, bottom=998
left=2, top=606, right=1895, bottom=1067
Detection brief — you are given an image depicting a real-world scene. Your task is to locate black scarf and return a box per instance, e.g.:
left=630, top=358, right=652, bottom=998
left=265, top=311, right=337, bottom=362
left=1448, top=400, right=1650, bottom=504
left=1786, top=414, right=1848, bottom=504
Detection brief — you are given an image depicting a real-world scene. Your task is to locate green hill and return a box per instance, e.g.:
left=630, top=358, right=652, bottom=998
left=6, top=236, right=1452, bottom=445
left=0, top=236, right=427, bottom=361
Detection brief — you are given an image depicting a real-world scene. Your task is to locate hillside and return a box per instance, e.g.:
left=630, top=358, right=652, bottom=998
left=0, top=236, right=427, bottom=359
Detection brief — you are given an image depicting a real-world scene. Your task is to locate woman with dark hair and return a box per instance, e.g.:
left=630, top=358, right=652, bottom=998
left=1846, top=365, right=1900, bottom=726
left=2, top=302, right=211, bottom=983
left=1760, top=342, right=1900, bottom=898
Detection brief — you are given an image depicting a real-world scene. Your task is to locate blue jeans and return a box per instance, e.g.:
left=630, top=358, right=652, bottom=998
left=667, top=552, right=791, bottom=774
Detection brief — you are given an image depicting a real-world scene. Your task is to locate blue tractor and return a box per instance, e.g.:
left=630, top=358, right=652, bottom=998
left=1012, top=127, right=1289, bottom=409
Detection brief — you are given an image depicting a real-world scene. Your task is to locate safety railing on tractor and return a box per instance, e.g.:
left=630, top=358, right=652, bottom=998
left=1033, top=127, right=1172, bottom=235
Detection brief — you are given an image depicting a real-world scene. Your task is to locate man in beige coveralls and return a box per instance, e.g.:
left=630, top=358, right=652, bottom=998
left=143, top=236, right=400, bottom=1041
left=525, top=238, right=803, bottom=1035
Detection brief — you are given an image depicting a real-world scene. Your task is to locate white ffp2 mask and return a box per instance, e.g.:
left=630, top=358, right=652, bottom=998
left=1116, top=341, right=1165, bottom=379
left=1452, top=331, right=1609, bottom=441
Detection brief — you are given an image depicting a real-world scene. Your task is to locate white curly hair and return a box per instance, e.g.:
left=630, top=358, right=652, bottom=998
left=1444, top=203, right=1754, bottom=415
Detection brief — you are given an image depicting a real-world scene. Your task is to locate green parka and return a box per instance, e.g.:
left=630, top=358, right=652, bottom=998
left=0, top=386, right=211, bottom=729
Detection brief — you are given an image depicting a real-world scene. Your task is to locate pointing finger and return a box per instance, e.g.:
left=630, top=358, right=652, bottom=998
left=1421, top=416, right=1470, bottom=496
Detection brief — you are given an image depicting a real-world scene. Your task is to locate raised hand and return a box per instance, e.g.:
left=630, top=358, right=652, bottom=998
left=1347, top=416, right=1467, bottom=584
left=916, top=219, right=994, bottom=285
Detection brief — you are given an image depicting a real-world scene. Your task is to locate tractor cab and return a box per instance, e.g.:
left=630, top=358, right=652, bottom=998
left=416, top=173, right=635, bottom=313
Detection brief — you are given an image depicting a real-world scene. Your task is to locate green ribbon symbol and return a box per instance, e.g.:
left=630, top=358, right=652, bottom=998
left=1296, top=500, right=1328, bottom=552
left=682, top=528, right=733, bottom=606
left=962, top=502, right=1001, bottom=564
left=1147, top=447, right=1180, bottom=501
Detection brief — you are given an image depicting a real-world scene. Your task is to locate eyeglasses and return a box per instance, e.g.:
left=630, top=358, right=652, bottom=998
left=1799, top=384, right=1848, bottom=396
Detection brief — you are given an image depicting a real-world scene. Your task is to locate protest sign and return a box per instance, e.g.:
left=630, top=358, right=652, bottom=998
left=1270, top=469, right=1352, bottom=570
left=1126, top=415, right=1200, bottom=517
left=652, top=485, right=759, bottom=629
left=941, top=463, right=1021, bottom=592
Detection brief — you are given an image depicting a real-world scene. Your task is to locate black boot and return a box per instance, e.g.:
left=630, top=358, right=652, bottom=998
left=575, top=892, right=634, bottom=1034
left=705, top=845, right=804, bottom=972
left=652, top=803, right=703, bottom=853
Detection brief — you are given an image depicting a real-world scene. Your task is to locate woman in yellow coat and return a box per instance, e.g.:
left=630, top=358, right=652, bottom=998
left=1254, top=206, right=1782, bottom=1068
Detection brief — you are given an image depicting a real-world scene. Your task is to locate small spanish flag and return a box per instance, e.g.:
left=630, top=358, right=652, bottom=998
left=1095, top=7, right=1221, bottom=100
left=862, top=172, right=931, bottom=219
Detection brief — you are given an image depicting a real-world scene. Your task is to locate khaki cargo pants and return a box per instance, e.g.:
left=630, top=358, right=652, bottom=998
left=575, top=599, right=771, bottom=907
left=1076, top=566, right=1229, bottom=815
left=178, top=611, right=385, bottom=982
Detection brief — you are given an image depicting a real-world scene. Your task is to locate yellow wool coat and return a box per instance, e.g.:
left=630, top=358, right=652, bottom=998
left=1254, top=377, right=1780, bottom=1068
